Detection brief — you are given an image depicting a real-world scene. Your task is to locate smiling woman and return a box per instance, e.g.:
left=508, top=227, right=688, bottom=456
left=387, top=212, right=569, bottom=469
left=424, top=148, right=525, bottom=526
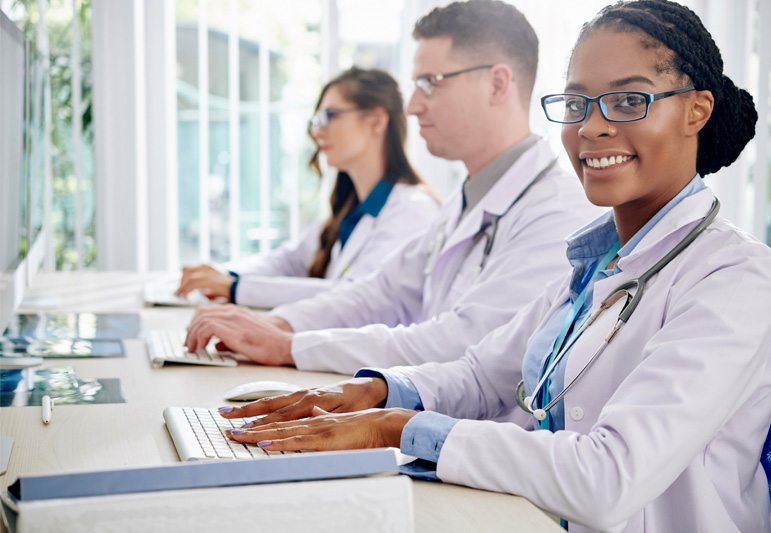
left=216, top=2, right=771, bottom=532
left=559, top=33, right=714, bottom=242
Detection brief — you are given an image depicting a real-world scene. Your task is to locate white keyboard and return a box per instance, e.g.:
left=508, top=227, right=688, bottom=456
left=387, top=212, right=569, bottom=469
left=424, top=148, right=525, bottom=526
left=143, top=283, right=212, bottom=308
left=164, top=406, right=300, bottom=461
left=146, top=330, right=237, bottom=368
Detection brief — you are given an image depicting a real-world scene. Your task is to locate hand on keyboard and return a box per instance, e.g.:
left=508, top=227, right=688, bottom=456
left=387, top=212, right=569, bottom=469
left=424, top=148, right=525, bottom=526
left=165, top=407, right=296, bottom=461
left=218, top=376, right=389, bottom=427
left=184, top=305, right=293, bottom=366
left=222, top=405, right=416, bottom=454
left=177, top=265, right=235, bottom=301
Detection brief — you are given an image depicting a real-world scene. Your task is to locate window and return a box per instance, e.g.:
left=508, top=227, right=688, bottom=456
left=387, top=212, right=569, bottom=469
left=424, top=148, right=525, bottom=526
left=6, top=0, right=771, bottom=276
left=4, top=0, right=95, bottom=270
left=175, top=0, right=323, bottom=266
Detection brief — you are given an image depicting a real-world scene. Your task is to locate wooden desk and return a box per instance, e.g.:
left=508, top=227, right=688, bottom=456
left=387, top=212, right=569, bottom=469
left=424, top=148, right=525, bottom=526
left=0, top=272, right=561, bottom=532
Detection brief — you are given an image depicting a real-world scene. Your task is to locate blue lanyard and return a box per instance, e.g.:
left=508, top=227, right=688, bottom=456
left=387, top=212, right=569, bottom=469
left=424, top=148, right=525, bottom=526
left=538, top=240, right=620, bottom=430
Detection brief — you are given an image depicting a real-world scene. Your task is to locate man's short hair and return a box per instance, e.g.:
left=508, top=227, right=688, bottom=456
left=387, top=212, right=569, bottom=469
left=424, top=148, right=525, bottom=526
left=413, top=0, right=538, bottom=102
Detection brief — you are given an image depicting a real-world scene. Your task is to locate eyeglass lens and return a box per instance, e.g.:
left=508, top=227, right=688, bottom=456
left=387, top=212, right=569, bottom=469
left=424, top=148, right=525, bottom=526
left=414, top=78, right=433, bottom=96
left=309, top=110, right=330, bottom=131
left=544, top=92, right=649, bottom=123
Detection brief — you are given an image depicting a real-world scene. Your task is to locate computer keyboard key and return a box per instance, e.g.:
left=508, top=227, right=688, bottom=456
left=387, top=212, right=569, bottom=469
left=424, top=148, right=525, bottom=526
left=147, top=330, right=237, bottom=368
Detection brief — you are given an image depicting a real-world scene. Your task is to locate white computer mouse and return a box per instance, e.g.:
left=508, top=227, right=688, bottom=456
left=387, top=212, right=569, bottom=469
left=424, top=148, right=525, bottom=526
left=0, top=356, right=44, bottom=369
left=223, top=380, right=303, bottom=402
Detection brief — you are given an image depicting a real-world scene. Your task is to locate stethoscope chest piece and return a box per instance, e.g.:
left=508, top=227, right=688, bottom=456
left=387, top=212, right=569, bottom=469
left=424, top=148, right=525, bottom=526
left=515, top=380, right=528, bottom=411
left=516, top=380, right=548, bottom=421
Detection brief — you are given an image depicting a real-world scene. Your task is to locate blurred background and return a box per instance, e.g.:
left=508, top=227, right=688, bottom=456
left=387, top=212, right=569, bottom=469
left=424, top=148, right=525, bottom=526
left=2, top=0, right=768, bottom=272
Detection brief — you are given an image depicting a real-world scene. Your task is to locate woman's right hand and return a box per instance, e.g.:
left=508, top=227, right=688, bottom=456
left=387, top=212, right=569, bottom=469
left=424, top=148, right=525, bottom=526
left=217, top=377, right=389, bottom=427
left=176, top=264, right=234, bottom=300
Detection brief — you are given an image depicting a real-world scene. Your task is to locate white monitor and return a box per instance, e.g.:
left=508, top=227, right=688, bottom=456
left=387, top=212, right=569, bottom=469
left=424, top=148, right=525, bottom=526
left=25, top=36, right=47, bottom=285
left=0, top=10, right=29, bottom=333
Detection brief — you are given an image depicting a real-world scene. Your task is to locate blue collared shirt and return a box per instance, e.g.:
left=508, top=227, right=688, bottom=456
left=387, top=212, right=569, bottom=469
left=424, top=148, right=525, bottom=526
left=358, top=175, right=705, bottom=476
left=338, top=178, right=394, bottom=249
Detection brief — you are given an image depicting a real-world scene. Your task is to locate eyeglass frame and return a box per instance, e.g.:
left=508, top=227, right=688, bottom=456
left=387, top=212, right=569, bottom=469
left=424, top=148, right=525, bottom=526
left=413, top=64, right=494, bottom=96
left=308, top=107, right=361, bottom=133
left=540, top=85, right=696, bottom=124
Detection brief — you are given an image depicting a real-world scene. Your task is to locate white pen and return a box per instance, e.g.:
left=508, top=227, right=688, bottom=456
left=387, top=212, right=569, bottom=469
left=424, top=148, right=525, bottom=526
left=42, top=395, right=54, bottom=425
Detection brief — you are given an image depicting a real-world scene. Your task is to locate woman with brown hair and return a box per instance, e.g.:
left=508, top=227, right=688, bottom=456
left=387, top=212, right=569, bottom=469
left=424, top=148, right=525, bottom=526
left=176, top=67, right=439, bottom=308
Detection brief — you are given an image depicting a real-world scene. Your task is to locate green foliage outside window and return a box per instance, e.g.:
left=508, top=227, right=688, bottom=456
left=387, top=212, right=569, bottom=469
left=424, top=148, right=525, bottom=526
left=8, top=0, right=96, bottom=270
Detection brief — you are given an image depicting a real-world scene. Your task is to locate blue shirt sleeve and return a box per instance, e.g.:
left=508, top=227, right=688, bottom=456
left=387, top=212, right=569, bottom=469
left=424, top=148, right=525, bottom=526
left=355, top=368, right=424, bottom=410
left=355, top=368, right=460, bottom=481
left=400, top=411, right=459, bottom=463
left=397, top=412, right=460, bottom=481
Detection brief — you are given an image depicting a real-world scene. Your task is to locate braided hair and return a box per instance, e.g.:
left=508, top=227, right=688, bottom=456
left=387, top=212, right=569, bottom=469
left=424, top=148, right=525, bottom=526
left=574, top=0, right=757, bottom=175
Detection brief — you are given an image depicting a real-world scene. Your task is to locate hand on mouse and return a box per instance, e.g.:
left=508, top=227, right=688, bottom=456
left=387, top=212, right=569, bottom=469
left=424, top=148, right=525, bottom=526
left=176, top=264, right=234, bottom=300
left=218, top=377, right=389, bottom=426
left=184, top=304, right=294, bottom=366
left=224, top=406, right=417, bottom=452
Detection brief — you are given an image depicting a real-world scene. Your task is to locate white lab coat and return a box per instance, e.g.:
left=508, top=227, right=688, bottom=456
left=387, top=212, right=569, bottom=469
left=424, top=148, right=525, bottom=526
left=397, top=188, right=771, bottom=533
left=224, top=183, right=439, bottom=309
left=272, top=139, right=603, bottom=374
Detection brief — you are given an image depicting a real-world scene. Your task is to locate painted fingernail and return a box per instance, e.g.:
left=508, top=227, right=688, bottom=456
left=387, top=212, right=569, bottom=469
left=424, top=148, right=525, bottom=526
left=218, top=406, right=234, bottom=414
left=241, top=421, right=255, bottom=428
left=257, top=440, right=272, bottom=447
left=230, top=430, right=246, bottom=435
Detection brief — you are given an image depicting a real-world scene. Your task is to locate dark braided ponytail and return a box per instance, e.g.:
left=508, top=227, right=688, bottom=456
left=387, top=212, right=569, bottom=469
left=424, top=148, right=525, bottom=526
left=574, top=0, right=757, bottom=175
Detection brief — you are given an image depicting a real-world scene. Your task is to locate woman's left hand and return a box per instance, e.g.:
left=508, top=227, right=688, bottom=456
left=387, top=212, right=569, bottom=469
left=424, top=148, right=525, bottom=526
left=225, top=407, right=417, bottom=451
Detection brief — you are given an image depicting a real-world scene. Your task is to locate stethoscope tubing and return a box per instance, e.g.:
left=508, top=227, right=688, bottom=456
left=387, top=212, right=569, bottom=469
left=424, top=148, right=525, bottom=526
left=526, top=289, right=629, bottom=417
left=521, top=197, right=721, bottom=420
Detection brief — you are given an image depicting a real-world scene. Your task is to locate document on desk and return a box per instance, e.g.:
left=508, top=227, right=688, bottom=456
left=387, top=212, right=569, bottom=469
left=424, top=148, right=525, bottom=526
left=0, top=367, right=127, bottom=407
left=1, top=475, right=413, bottom=533
left=0, top=338, right=126, bottom=358
left=3, top=312, right=142, bottom=340
left=6, top=448, right=398, bottom=501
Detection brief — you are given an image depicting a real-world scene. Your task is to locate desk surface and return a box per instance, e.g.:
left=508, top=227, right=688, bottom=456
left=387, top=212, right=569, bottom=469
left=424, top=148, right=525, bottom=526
left=0, top=272, right=561, bottom=532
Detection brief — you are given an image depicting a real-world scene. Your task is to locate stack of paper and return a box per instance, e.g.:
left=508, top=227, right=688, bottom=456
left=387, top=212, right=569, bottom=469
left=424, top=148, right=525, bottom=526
left=1, top=449, right=414, bottom=532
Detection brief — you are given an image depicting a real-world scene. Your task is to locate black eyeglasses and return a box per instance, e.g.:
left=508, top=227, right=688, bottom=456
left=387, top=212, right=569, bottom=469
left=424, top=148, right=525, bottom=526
left=308, top=107, right=361, bottom=132
left=413, top=65, right=494, bottom=96
left=541, top=85, right=696, bottom=124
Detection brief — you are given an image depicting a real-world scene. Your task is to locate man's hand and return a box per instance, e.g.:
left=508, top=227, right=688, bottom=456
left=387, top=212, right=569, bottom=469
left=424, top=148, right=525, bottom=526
left=185, top=304, right=294, bottom=366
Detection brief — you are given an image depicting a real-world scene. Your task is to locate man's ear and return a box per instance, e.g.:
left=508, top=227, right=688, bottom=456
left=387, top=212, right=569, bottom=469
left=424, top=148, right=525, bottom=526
left=685, top=89, right=714, bottom=137
left=489, top=63, right=514, bottom=105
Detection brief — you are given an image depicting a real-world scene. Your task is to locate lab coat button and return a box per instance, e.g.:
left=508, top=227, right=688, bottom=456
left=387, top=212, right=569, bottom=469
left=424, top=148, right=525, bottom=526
left=570, top=406, right=584, bottom=421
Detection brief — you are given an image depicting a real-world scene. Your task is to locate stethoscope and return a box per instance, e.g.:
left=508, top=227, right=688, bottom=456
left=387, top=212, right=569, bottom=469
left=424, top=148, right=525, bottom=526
left=516, top=197, right=721, bottom=422
left=424, top=158, right=559, bottom=281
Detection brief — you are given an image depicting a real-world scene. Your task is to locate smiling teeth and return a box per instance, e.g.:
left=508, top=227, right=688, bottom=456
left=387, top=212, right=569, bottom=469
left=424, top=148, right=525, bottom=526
left=585, top=155, right=632, bottom=169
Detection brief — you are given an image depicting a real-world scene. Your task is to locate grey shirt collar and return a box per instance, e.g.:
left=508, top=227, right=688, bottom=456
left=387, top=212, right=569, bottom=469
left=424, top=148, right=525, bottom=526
left=461, top=133, right=539, bottom=218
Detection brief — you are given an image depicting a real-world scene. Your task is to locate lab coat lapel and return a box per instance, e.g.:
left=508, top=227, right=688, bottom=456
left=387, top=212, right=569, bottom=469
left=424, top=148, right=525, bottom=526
left=327, top=214, right=374, bottom=279
left=421, top=191, right=462, bottom=312
left=616, top=189, right=715, bottom=276
left=436, top=140, right=557, bottom=264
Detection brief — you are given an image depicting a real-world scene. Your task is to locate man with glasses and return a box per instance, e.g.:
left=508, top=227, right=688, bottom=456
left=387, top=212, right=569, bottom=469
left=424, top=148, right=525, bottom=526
left=185, top=0, right=600, bottom=373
